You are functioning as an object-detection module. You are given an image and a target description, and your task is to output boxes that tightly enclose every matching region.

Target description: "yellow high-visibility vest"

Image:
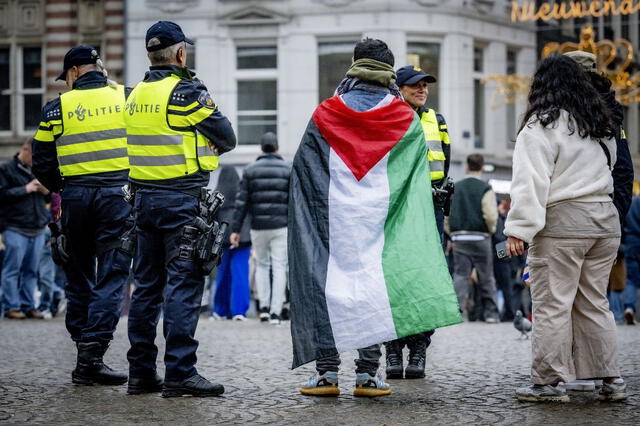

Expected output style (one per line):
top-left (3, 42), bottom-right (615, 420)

top-left (58, 85), bottom-right (129, 176)
top-left (419, 109), bottom-right (449, 182)
top-left (124, 74), bottom-right (218, 181)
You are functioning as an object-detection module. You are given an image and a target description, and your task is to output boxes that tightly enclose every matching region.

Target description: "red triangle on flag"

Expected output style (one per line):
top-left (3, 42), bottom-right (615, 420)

top-left (313, 96), bottom-right (416, 181)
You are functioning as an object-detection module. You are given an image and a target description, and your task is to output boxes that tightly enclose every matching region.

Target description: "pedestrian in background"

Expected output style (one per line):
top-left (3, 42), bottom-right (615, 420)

top-left (623, 196), bottom-right (640, 324)
top-left (446, 153), bottom-right (500, 323)
top-left (211, 165), bottom-right (251, 321)
top-left (230, 132), bottom-right (291, 325)
top-left (0, 140), bottom-right (49, 320)
top-left (32, 46), bottom-right (132, 386)
top-left (505, 54), bottom-right (627, 403)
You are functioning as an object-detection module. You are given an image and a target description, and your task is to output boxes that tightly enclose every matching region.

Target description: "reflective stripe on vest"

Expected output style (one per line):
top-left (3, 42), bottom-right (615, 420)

top-left (58, 85), bottom-right (129, 176)
top-left (420, 109), bottom-right (446, 181)
top-left (125, 75), bottom-right (218, 181)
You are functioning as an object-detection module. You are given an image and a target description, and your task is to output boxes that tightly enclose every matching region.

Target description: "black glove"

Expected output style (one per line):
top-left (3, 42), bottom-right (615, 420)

top-left (48, 221), bottom-right (69, 265)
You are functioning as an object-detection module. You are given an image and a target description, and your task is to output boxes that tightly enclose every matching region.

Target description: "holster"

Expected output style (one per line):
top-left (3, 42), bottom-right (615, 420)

top-left (49, 221), bottom-right (70, 266)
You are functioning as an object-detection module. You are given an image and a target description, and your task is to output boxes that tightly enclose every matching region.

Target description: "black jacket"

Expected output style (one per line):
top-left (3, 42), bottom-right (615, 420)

top-left (0, 155), bottom-right (50, 232)
top-left (603, 91), bottom-right (634, 224)
top-left (232, 153), bottom-right (291, 232)
top-left (216, 165), bottom-right (250, 246)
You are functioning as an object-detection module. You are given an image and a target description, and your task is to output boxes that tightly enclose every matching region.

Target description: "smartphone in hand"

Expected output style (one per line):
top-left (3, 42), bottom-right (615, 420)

top-left (495, 241), bottom-right (508, 259)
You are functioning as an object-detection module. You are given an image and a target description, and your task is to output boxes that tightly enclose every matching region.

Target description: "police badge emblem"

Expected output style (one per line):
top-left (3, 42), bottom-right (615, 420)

top-left (198, 91), bottom-right (215, 109)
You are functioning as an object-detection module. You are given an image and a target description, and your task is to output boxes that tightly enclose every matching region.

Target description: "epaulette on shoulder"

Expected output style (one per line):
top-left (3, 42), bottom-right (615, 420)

top-left (43, 98), bottom-right (62, 121)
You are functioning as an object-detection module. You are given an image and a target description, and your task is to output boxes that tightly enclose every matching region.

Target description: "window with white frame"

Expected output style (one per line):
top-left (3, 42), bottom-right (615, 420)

top-left (407, 42), bottom-right (441, 111)
top-left (473, 45), bottom-right (485, 149)
top-left (506, 48), bottom-right (517, 147)
top-left (0, 45), bottom-right (43, 134)
top-left (318, 42), bottom-right (355, 102)
top-left (236, 45), bottom-right (277, 145)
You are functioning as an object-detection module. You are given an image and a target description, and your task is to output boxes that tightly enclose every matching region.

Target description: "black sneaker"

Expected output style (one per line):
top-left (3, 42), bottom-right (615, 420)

top-left (269, 313), bottom-right (281, 325)
top-left (259, 307), bottom-right (270, 322)
top-left (162, 374), bottom-right (224, 398)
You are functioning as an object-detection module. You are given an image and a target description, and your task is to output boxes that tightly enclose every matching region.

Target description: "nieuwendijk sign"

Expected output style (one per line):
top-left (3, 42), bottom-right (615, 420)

top-left (511, 0), bottom-right (640, 22)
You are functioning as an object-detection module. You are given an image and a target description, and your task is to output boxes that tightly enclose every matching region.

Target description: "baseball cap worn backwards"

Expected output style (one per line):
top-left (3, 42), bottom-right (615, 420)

top-left (146, 21), bottom-right (194, 52)
top-left (563, 50), bottom-right (597, 73)
top-left (396, 65), bottom-right (437, 86)
top-left (56, 45), bottom-right (100, 81)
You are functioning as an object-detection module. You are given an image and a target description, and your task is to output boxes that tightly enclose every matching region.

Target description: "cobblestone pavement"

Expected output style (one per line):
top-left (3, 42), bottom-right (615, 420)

top-left (1, 316), bottom-right (639, 425)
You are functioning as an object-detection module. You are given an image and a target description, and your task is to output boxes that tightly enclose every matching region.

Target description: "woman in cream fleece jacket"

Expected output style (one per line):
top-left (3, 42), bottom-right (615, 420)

top-left (505, 55), bottom-right (627, 403)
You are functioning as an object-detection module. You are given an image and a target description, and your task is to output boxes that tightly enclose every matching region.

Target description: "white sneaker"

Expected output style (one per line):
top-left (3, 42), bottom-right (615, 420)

top-left (561, 380), bottom-right (596, 392)
top-left (209, 313), bottom-right (223, 321)
top-left (598, 378), bottom-right (628, 401)
top-left (41, 310), bottom-right (53, 320)
top-left (623, 308), bottom-right (636, 325)
top-left (269, 313), bottom-right (281, 325)
top-left (232, 315), bottom-right (247, 321)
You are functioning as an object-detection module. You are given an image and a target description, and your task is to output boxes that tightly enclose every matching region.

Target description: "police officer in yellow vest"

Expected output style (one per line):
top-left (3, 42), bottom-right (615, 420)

top-left (383, 65), bottom-right (452, 381)
top-left (32, 46), bottom-right (131, 385)
top-left (125, 21), bottom-right (236, 398)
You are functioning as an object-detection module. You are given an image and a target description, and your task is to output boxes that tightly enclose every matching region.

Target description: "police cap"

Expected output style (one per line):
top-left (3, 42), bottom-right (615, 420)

top-left (396, 65), bottom-right (437, 86)
top-left (146, 21), bottom-right (194, 52)
top-left (56, 45), bottom-right (100, 81)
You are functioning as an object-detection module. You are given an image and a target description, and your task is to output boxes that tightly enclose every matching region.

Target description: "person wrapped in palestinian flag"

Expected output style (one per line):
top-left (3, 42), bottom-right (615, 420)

top-left (289, 39), bottom-right (462, 398)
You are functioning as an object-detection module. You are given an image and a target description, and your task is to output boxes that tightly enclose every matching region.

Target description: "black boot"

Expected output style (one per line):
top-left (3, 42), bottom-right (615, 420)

top-left (128, 373), bottom-right (164, 395)
top-left (72, 342), bottom-right (128, 385)
top-left (405, 337), bottom-right (426, 379)
top-left (384, 340), bottom-right (403, 379)
top-left (162, 373), bottom-right (224, 398)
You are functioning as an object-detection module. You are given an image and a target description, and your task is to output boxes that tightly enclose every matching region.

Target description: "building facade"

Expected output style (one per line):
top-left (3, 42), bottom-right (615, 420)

top-left (0, 0), bottom-right (124, 159)
top-left (125, 0), bottom-right (538, 179)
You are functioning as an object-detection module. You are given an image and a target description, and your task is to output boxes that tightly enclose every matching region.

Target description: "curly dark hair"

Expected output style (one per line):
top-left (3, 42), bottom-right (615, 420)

top-left (518, 55), bottom-right (615, 139)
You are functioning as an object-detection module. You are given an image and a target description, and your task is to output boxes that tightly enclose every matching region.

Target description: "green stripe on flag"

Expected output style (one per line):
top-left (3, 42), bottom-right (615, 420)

top-left (382, 116), bottom-right (462, 337)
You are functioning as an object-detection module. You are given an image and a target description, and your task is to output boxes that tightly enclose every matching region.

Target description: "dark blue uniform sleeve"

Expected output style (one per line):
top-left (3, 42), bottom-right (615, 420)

top-left (32, 98), bottom-right (63, 193)
top-left (167, 79), bottom-right (237, 154)
top-left (613, 128), bottom-right (634, 224)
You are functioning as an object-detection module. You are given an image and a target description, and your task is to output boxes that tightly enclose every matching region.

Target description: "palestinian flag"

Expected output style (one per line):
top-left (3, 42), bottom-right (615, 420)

top-left (289, 95), bottom-right (462, 369)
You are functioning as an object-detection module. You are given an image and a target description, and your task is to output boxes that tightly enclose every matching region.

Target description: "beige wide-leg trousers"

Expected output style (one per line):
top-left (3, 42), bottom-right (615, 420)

top-left (527, 236), bottom-right (620, 385)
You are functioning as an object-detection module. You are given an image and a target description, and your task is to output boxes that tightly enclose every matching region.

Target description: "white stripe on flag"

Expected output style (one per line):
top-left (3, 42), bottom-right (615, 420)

top-left (326, 148), bottom-right (397, 353)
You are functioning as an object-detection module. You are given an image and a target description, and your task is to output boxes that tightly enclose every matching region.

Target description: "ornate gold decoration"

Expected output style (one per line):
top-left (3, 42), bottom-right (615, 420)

top-left (542, 26), bottom-right (640, 105)
top-left (481, 75), bottom-right (532, 109)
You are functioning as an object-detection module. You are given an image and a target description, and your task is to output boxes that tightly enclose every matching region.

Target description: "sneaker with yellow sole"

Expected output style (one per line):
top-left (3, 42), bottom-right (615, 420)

top-left (299, 372), bottom-right (340, 396)
top-left (353, 372), bottom-right (391, 397)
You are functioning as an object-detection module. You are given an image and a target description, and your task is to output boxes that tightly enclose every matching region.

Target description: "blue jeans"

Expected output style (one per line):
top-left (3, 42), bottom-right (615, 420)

top-left (623, 257), bottom-right (639, 313)
top-left (1, 229), bottom-right (45, 312)
top-left (61, 184), bottom-right (131, 342)
top-left (37, 228), bottom-right (61, 312)
top-left (127, 188), bottom-right (206, 381)
top-left (212, 245), bottom-right (251, 318)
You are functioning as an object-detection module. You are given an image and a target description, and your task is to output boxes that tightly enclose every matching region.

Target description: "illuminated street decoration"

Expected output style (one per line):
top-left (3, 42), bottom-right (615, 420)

top-left (542, 26), bottom-right (640, 105)
top-left (511, 0), bottom-right (640, 23)
top-left (481, 74), bottom-right (532, 109)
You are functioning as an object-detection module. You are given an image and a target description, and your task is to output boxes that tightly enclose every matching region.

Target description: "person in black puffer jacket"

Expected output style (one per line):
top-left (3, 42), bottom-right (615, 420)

top-left (230, 132), bottom-right (291, 324)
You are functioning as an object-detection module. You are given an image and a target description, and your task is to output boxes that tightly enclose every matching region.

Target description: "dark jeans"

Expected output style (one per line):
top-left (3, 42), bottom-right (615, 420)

top-left (316, 344), bottom-right (381, 375)
top-left (127, 188), bottom-right (205, 381)
top-left (494, 256), bottom-right (515, 321)
top-left (452, 238), bottom-right (499, 320)
top-left (623, 256), bottom-right (639, 313)
top-left (61, 184), bottom-right (131, 343)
